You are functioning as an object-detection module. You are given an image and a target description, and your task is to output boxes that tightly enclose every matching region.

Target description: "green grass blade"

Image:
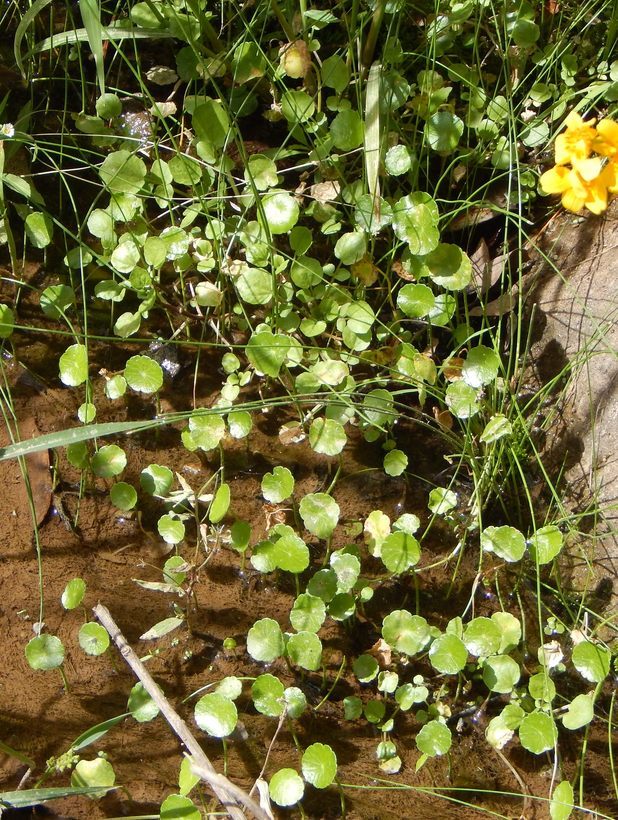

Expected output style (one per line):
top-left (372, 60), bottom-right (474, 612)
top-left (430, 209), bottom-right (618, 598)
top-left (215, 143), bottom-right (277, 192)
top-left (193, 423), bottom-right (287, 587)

top-left (13, 0), bottom-right (54, 81)
top-left (0, 786), bottom-right (117, 808)
top-left (78, 0), bottom-right (105, 95)
top-left (0, 740), bottom-right (35, 769)
top-left (364, 61), bottom-right (382, 225)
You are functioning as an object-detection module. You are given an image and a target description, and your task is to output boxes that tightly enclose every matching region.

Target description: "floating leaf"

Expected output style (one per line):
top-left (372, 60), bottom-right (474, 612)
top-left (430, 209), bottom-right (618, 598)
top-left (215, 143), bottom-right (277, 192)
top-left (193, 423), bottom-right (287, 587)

top-left (261, 466), bottom-right (294, 503)
top-left (59, 344), bottom-right (88, 386)
top-left (381, 531), bottom-right (420, 574)
top-left (40, 285), bottom-right (75, 320)
top-left (529, 525), bottom-right (563, 565)
top-left (518, 711), bottom-right (557, 754)
top-left (301, 743), bottom-right (337, 789)
top-left (299, 493), bottom-right (340, 539)
top-left (25, 634), bottom-right (64, 671)
top-left (397, 283), bottom-right (435, 318)
top-left (416, 720), bottom-right (452, 756)
top-left (78, 623), bottom-right (110, 656)
top-left (99, 149), bottom-right (146, 194)
top-left (194, 693), bottom-right (237, 738)
top-left (309, 417), bottom-right (346, 456)
top-left (91, 444), bottom-right (127, 478)
top-left (157, 514), bottom-right (185, 545)
top-left (290, 593), bottom-right (326, 633)
top-left (482, 654), bottom-right (520, 693)
top-left (124, 355), bottom-right (164, 394)
top-left (286, 631), bottom-right (322, 671)
top-left (140, 464), bottom-right (174, 496)
top-left (261, 191), bottom-right (299, 234)
top-left (110, 481), bottom-right (137, 511)
top-left (383, 449), bottom-right (408, 477)
top-left (429, 633), bottom-right (468, 674)
top-left (252, 673), bottom-right (285, 716)
top-left (382, 610), bottom-right (430, 656)
top-left (462, 345), bottom-right (500, 388)
top-left (247, 618), bottom-right (284, 663)
top-left (550, 781), bottom-right (575, 820)
top-left (128, 681), bottom-right (160, 722)
top-left (61, 577), bottom-right (86, 610)
top-left (269, 768), bottom-right (304, 807)
top-left (481, 525), bottom-right (526, 563)
top-left (572, 641), bottom-right (611, 683)
top-left (463, 617), bottom-right (502, 657)
top-left (246, 330), bottom-right (290, 377)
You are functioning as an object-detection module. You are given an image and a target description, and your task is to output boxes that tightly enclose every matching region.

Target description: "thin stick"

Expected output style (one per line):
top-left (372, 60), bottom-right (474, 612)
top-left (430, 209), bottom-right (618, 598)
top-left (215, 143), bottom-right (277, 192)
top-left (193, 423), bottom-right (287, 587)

top-left (93, 604), bottom-right (268, 820)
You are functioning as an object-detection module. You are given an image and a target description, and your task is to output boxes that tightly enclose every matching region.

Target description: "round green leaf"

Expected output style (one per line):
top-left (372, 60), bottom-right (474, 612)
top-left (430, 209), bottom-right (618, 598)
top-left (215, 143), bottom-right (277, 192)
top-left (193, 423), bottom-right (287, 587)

top-left (561, 693), bottom-right (594, 730)
top-left (382, 610), bottom-right (430, 656)
top-left (381, 531), bottom-right (421, 574)
top-left (252, 673), bottom-right (285, 716)
top-left (309, 418), bottom-right (346, 456)
top-left (287, 631), bottom-right (322, 671)
top-left (110, 481), bottom-right (138, 511)
top-left (281, 90), bottom-right (315, 123)
top-left (209, 483), bottom-right (230, 523)
top-left (299, 493), bottom-right (340, 539)
top-left (481, 525), bottom-right (526, 563)
top-left (463, 617), bottom-right (502, 657)
top-left (261, 191), bottom-right (299, 234)
top-left (247, 618), bottom-right (284, 663)
top-left (330, 109), bottom-right (364, 151)
top-left (429, 633), bottom-right (468, 674)
top-left (111, 240), bottom-right (140, 274)
top-left (40, 285), bottom-right (75, 320)
top-left (529, 525), bottom-right (564, 565)
top-left (128, 681), bottom-right (160, 723)
top-left (91, 444), bottom-right (127, 478)
top-left (25, 211), bottom-right (53, 248)
top-left (125, 355), bottom-right (164, 394)
top-left (462, 345), bottom-right (500, 388)
top-left (307, 569), bottom-right (337, 602)
top-left (0, 304), bottom-right (15, 338)
top-left (71, 758), bottom-right (115, 792)
top-left (445, 381), bottom-right (479, 419)
top-left (416, 720), bottom-right (452, 756)
top-left (383, 449), bottom-right (408, 477)
top-left (572, 641), bottom-right (611, 683)
top-left (99, 149), bottom-right (147, 194)
top-left (385, 144), bottom-right (413, 176)
top-left (59, 343), bottom-right (88, 386)
top-left (334, 231), bottom-right (367, 265)
top-left (480, 414), bottom-right (513, 444)
top-left (78, 622), bottom-right (110, 656)
top-left (236, 267), bottom-right (273, 305)
top-left (160, 794), bottom-right (200, 820)
top-left (261, 466), bottom-right (295, 503)
top-left (194, 693), bottom-right (237, 738)
top-left (25, 634), bottom-right (64, 670)
top-left (482, 654), bottom-right (521, 693)
top-left (269, 768), bottom-right (304, 807)
top-left (61, 577), bottom-right (86, 610)
top-left (302, 743), bottom-right (337, 789)
top-left (518, 711), bottom-right (557, 754)
top-left (157, 514), bottom-right (185, 545)
top-left (425, 111), bottom-right (464, 153)
top-left (246, 330), bottom-right (290, 377)
top-left (550, 781), bottom-right (575, 820)
top-left (397, 283), bottom-right (435, 318)
top-left (140, 464), bottom-right (174, 497)
top-left (290, 593), bottom-right (326, 633)
top-left (424, 244), bottom-right (472, 290)
top-left (353, 654), bottom-right (379, 683)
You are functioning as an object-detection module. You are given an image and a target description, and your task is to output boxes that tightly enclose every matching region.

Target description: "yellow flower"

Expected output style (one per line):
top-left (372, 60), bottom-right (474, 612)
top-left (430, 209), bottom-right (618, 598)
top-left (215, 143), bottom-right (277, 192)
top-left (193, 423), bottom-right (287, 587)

top-left (593, 118), bottom-right (618, 158)
top-left (554, 111), bottom-right (597, 165)
top-left (540, 159), bottom-right (608, 214)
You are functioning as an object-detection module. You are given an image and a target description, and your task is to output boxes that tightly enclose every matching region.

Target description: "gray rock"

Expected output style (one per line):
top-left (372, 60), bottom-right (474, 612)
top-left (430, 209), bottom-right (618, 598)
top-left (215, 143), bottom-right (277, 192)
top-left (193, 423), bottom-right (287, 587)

top-left (527, 202), bottom-right (618, 616)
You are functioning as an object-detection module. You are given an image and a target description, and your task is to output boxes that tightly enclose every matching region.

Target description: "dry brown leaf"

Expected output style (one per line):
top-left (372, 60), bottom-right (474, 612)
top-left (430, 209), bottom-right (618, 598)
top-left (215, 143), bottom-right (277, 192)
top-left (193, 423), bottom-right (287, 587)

top-left (366, 638), bottom-right (392, 666)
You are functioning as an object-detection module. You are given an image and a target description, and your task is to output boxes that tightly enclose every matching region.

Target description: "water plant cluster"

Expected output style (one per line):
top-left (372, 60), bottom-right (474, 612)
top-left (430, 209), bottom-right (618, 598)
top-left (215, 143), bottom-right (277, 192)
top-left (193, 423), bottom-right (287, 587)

top-left (0, 0), bottom-right (617, 817)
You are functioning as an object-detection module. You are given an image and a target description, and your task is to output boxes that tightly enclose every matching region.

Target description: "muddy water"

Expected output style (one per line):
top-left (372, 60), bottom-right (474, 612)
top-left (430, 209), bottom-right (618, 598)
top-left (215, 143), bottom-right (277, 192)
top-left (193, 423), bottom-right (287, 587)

top-left (0, 332), bottom-right (616, 820)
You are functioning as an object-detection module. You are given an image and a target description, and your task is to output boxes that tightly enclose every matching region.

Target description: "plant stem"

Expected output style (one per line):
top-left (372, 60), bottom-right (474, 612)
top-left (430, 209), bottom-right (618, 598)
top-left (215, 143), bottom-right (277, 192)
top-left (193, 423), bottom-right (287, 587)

top-left (93, 604), bottom-right (268, 820)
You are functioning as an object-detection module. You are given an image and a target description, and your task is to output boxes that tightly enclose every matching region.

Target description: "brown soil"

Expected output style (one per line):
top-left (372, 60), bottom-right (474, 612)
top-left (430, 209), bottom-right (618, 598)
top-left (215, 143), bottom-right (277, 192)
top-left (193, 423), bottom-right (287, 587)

top-left (0, 336), bottom-right (616, 820)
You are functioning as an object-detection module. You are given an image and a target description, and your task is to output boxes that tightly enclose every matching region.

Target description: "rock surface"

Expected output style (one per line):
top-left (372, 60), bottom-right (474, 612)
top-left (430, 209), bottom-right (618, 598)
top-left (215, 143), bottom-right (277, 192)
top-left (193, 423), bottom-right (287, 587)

top-left (527, 201), bottom-right (618, 615)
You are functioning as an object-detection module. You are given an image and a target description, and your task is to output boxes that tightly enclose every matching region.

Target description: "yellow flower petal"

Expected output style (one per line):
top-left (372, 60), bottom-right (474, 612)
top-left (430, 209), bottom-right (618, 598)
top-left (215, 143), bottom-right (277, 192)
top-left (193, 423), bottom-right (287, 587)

top-left (561, 189), bottom-right (586, 213)
top-left (573, 157), bottom-right (602, 181)
top-left (594, 119), bottom-right (618, 157)
top-left (554, 112), bottom-right (597, 165)
top-left (540, 165), bottom-right (571, 194)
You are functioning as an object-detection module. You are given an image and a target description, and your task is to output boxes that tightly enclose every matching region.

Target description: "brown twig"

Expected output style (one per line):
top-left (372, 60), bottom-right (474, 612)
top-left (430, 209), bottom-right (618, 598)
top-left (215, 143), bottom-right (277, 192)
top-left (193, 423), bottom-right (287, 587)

top-left (93, 604), bottom-right (268, 820)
